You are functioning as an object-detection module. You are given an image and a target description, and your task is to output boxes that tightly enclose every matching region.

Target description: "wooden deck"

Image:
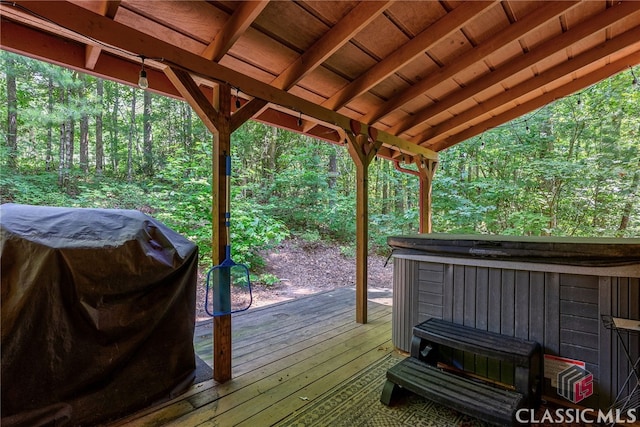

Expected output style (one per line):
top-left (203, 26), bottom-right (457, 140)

top-left (109, 287), bottom-right (395, 426)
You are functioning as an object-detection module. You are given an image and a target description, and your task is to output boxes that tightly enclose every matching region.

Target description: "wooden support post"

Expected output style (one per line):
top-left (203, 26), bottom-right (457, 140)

top-left (347, 124), bottom-right (382, 324)
top-left (166, 67), bottom-right (261, 383)
top-left (212, 83), bottom-right (232, 382)
top-left (416, 157), bottom-right (438, 234)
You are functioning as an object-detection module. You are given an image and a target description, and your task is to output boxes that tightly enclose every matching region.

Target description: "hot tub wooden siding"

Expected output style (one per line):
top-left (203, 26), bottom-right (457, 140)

top-left (392, 253), bottom-right (639, 410)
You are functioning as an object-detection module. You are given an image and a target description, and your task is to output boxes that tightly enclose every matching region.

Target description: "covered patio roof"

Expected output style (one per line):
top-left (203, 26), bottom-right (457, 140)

top-left (2, 0), bottom-right (640, 384)
top-left (2, 1), bottom-right (639, 159)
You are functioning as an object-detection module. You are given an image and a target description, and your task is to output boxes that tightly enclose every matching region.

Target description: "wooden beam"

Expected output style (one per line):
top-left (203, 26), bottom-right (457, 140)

top-left (4, 0), bottom-right (435, 160)
top-left (418, 25), bottom-right (640, 146)
top-left (211, 84), bottom-right (233, 383)
top-left (322, 1), bottom-right (496, 112)
top-left (388, 0), bottom-right (640, 136)
top-left (347, 131), bottom-right (382, 324)
top-left (273, 1), bottom-right (392, 90)
top-left (163, 67), bottom-right (222, 135)
top-left (429, 50), bottom-right (640, 151)
top-left (201, 1), bottom-right (269, 62)
top-left (231, 98), bottom-right (268, 132)
top-left (360, 1), bottom-right (580, 125)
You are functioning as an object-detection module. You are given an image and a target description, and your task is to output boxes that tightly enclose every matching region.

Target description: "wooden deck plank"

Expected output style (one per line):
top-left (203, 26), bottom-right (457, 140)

top-left (109, 288), bottom-right (393, 427)
top-left (171, 314), bottom-right (392, 425)
top-left (236, 343), bottom-right (396, 426)
top-left (195, 288), bottom-right (390, 369)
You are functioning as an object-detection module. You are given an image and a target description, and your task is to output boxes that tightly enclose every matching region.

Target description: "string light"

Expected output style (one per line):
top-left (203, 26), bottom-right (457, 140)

top-left (297, 112), bottom-right (303, 127)
top-left (138, 56), bottom-right (148, 90)
top-left (235, 87), bottom-right (241, 109)
top-left (631, 67), bottom-right (639, 87)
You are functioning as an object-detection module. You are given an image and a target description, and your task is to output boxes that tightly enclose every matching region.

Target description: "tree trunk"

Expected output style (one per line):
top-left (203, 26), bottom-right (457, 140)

top-left (111, 84), bottom-right (119, 173)
top-left (143, 90), bottom-right (153, 176)
top-left (6, 55), bottom-right (18, 169)
top-left (79, 77), bottom-right (89, 175)
top-left (619, 160), bottom-right (640, 232)
top-left (380, 160), bottom-right (389, 215)
top-left (58, 88), bottom-right (67, 188)
top-left (128, 88), bottom-right (136, 182)
top-left (95, 79), bottom-right (104, 175)
top-left (46, 75), bottom-right (54, 171)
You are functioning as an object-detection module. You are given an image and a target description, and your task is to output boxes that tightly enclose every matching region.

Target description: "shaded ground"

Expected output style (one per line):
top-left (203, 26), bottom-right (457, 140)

top-left (195, 237), bottom-right (393, 321)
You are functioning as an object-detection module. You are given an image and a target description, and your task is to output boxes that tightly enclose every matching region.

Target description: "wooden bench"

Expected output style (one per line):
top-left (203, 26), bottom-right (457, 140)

top-left (381, 318), bottom-right (542, 426)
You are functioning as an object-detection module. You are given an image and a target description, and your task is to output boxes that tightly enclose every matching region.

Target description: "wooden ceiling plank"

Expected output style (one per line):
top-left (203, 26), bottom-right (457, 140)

top-left (321, 1), bottom-right (497, 111)
top-left (201, 1), bottom-right (270, 62)
top-left (273, 1), bottom-right (392, 90)
top-left (419, 25), bottom-right (640, 145)
top-left (361, 1), bottom-right (580, 125)
top-left (164, 66), bottom-right (222, 135)
top-left (430, 50), bottom-right (640, 151)
top-left (237, 1), bottom-right (392, 127)
top-left (389, 0), bottom-right (640, 136)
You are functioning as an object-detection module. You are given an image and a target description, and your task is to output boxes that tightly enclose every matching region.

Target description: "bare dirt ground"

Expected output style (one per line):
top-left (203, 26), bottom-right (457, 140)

top-left (195, 237), bottom-right (393, 321)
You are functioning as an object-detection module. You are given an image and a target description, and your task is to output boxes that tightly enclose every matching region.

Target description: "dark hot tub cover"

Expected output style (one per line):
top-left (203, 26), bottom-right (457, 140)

top-left (388, 233), bottom-right (640, 266)
top-left (1, 204), bottom-right (199, 426)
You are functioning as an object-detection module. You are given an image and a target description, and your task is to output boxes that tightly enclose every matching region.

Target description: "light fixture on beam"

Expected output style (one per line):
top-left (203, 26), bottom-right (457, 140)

top-left (138, 56), bottom-right (148, 90)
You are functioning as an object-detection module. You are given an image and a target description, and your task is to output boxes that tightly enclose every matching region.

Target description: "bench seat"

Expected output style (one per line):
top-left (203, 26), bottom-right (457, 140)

top-left (382, 357), bottom-right (524, 426)
top-left (411, 318), bottom-right (540, 366)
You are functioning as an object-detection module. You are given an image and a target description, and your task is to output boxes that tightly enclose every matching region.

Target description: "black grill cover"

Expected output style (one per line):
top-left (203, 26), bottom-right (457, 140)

top-left (1, 204), bottom-right (199, 426)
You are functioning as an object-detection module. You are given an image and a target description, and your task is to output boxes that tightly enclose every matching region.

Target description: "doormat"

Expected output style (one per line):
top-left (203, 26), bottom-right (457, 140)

top-left (275, 355), bottom-right (489, 427)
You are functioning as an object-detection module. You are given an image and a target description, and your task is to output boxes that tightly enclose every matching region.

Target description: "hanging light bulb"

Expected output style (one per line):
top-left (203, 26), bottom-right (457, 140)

top-left (235, 88), bottom-right (241, 109)
top-left (138, 56), bottom-right (148, 90)
top-left (297, 112), bottom-right (303, 127)
top-left (631, 67), bottom-right (639, 86)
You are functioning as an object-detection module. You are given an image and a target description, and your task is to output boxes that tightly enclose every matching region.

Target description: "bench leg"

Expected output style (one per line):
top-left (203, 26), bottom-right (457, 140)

top-left (380, 380), bottom-right (401, 406)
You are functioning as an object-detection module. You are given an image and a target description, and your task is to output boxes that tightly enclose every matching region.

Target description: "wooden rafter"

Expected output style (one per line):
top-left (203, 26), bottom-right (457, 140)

top-left (164, 67), bottom-right (223, 135)
top-left (419, 26), bottom-right (640, 146)
top-left (360, 1), bottom-right (580, 125)
top-left (389, 0), bottom-right (640, 137)
top-left (273, 1), bottom-right (392, 90)
top-left (239, 1), bottom-right (391, 132)
top-left (321, 1), bottom-right (497, 112)
top-left (201, 1), bottom-right (269, 62)
top-left (84, 0), bottom-right (121, 69)
top-left (430, 49), bottom-right (640, 151)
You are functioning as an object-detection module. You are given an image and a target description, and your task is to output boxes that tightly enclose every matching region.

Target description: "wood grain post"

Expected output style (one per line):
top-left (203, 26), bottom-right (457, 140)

top-left (347, 126), bottom-right (381, 324)
top-left (212, 83), bottom-right (233, 382)
top-left (416, 157), bottom-right (438, 234)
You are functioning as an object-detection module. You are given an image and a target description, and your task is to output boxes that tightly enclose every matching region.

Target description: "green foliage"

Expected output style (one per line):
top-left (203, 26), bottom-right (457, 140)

top-left (1, 51), bottom-right (638, 280)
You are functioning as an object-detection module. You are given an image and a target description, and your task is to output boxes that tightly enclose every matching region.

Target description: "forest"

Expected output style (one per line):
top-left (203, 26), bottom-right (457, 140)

top-left (1, 51), bottom-right (639, 280)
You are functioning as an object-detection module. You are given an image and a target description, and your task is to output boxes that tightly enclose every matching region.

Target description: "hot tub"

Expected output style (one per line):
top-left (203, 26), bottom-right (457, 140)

top-left (389, 234), bottom-right (640, 410)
